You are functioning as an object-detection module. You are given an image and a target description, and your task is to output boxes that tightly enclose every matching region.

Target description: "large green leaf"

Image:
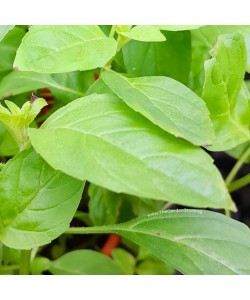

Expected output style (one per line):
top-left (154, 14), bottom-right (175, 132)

top-left (202, 33), bottom-right (250, 151)
top-left (122, 30), bottom-right (191, 84)
top-left (0, 71), bottom-right (85, 102)
top-left (49, 250), bottom-right (123, 275)
top-left (14, 26), bottom-right (117, 73)
top-left (0, 26), bottom-right (25, 72)
top-left (0, 148), bottom-right (84, 249)
top-left (88, 183), bottom-right (122, 226)
top-left (69, 210), bottom-right (250, 274)
top-left (29, 93), bottom-right (231, 209)
top-left (102, 70), bottom-right (214, 146)
top-left (0, 26), bottom-right (14, 42)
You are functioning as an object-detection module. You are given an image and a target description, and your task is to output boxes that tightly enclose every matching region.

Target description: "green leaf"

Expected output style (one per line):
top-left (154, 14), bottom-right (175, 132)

top-left (122, 30), bottom-right (191, 84)
top-left (83, 210), bottom-right (250, 275)
top-left (202, 33), bottom-right (250, 151)
top-left (49, 250), bottom-right (123, 275)
top-left (0, 148), bottom-right (84, 249)
top-left (88, 183), bottom-right (122, 226)
top-left (14, 26), bottom-right (117, 73)
top-left (111, 248), bottom-right (135, 275)
top-left (0, 98), bottom-right (47, 150)
top-left (86, 76), bottom-right (114, 95)
top-left (136, 254), bottom-right (174, 275)
top-left (102, 70), bottom-right (214, 146)
top-left (118, 26), bottom-right (166, 42)
top-left (0, 71), bottom-right (85, 102)
top-left (0, 26), bottom-right (14, 42)
top-left (28, 93), bottom-right (231, 209)
top-left (0, 26), bottom-right (25, 72)
top-left (156, 25), bottom-right (203, 31)
top-left (190, 25), bottom-right (250, 93)
top-left (126, 195), bottom-right (164, 217)
top-left (50, 70), bottom-right (96, 102)
top-left (30, 257), bottom-right (51, 275)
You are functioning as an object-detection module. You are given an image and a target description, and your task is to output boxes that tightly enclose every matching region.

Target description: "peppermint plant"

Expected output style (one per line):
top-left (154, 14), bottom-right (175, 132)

top-left (0, 25), bottom-right (250, 275)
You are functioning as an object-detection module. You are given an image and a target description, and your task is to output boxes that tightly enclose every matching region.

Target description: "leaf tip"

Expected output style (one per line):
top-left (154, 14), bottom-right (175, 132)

top-left (30, 92), bottom-right (39, 103)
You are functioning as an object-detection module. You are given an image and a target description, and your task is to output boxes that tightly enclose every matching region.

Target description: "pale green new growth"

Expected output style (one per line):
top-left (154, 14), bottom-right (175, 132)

top-left (0, 98), bottom-right (47, 151)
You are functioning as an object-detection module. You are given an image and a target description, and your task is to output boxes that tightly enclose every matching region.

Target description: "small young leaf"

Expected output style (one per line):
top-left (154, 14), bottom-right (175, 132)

top-left (0, 25), bottom-right (14, 42)
top-left (29, 94), bottom-right (231, 209)
top-left (30, 257), bottom-right (51, 275)
top-left (14, 26), bottom-right (117, 73)
top-left (118, 26), bottom-right (166, 42)
top-left (49, 250), bottom-right (123, 275)
top-left (96, 210), bottom-right (250, 275)
top-left (0, 98), bottom-right (47, 150)
top-left (102, 70), bottom-right (214, 146)
top-left (111, 248), bottom-right (136, 275)
top-left (136, 256), bottom-right (174, 275)
top-left (0, 148), bottom-right (84, 249)
top-left (156, 25), bottom-right (203, 31)
top-left (202, 33), bottom-right (250, 151)
top-left (88, 183), bottom-right (122, 226)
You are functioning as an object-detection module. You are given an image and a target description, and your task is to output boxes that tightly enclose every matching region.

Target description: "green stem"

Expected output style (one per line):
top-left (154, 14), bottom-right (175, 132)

top-left (109, 25), bottom-right (116, 38)
top-left (162, 202), bottom-right (173, 210)
top-left (225, 146), bottom-right (250, 186)
top-left (19, 249), bottom-right (31, 275)
top-left (228, 173), bottom-right (250, 192)
top-left (101, 26), bottom-right (131, 71)
top-left (224, 145), bottom-right (250, 217)
top-left (66, 225), bottom-right (112, 235)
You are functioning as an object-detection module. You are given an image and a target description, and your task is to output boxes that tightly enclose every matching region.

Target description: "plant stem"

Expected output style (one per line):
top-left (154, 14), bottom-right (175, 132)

top-left (225, 146), bottom-right (250, 186)
top-left (66, 225), bottom-right (111, 235)
top-left (109, 25), bottom-right (116, 38)
top-left (224, 145), bottom-right (250, 217)
top-left (19, 249), bottom-right (31, 275)
top-left (162, 202), bottom-right (173, 210)
top-left (228, 173), bottom-right (250, 192)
